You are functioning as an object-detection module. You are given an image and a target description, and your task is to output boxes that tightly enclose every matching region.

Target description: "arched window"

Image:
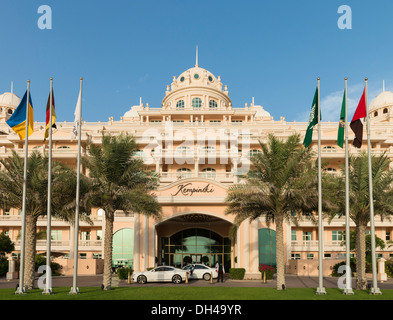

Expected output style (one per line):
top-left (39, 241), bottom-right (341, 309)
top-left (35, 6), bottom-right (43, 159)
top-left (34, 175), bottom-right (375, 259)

top-left (322, 146), bottom-right (337, 153)
top-left (209, 100), bottom-right (217, 109)
top-left (201, 146), bottom-right (216, 154)
top-left (112, 228), bottom-right (133, 267)
top-left (383, 108), bottom-right (388, 114)
top-left (247, 149), bottom-right (262, 158)
top-left (192, 97), bottom-right (202, 109)
top-left (7, 109), bottom-right (13, 115)
top-left (176, 146), bottom-right (192, 156)
top-left (176, 168), bottom-right (192, 179)
top-left (324, 167), bottom-right (338, 174)
top-left (201, 168), bottom-right (216, 179)
top-left (176, 100), bottom-right (185, 110)
top-left (258, 228), bottom-right (276, 269)
top-left (132, 150), bottom-right (145, 158)
top-left (374, 111), bottom-right (378, 117)
top-left (161, 228), bottom-right (231, 269)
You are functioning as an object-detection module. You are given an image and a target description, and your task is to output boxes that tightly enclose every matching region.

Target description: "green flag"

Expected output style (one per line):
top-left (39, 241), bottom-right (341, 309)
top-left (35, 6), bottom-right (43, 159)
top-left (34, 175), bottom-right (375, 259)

top-left (303, 87), bottom-right (319, 148)
top-left (337, 90), bottom-right (346, 148)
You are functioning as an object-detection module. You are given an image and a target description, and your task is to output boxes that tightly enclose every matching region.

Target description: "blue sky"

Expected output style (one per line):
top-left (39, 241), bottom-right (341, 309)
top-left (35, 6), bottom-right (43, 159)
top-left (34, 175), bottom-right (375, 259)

top-left (1, 0), bottom-right (393, 123)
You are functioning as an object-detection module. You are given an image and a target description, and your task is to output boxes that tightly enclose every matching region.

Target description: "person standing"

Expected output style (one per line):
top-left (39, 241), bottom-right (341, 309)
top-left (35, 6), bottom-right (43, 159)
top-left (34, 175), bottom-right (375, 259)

top-left (217, 262), bottom-right (224, 283)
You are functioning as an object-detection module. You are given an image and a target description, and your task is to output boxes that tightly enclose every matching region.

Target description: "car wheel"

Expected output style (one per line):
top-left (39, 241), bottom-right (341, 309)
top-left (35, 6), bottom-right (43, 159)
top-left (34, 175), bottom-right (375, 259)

top-left (203, 273), bottom-right (211, 281)
top-left (137, 275), bottom-right (147, 284)
top-left (172, 274), bottom-right (182, 284)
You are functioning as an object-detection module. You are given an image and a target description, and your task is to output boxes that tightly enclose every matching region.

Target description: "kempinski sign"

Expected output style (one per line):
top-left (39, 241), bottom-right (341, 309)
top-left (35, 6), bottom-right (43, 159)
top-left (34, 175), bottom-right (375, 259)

top-left (171, 183), bottom-right (215, 196)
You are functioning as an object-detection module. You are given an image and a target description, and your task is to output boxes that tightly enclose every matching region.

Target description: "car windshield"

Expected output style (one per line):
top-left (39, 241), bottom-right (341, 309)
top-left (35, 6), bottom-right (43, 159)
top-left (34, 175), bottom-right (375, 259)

top-left (182, 265), bottom-right (193, 270)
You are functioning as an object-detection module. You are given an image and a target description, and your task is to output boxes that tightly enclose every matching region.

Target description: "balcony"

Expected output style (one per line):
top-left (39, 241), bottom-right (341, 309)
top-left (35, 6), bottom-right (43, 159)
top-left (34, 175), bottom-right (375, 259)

top-left (0, 146), bottom-right (86, 159)
top-left (14, 239), bottom-right (103, 251)
top-left (160, 172), bottom-right (237, 183)
top-left (140, 149), bottom-right (243, 161)
top-left (291, 240), bottom-right (343, 252)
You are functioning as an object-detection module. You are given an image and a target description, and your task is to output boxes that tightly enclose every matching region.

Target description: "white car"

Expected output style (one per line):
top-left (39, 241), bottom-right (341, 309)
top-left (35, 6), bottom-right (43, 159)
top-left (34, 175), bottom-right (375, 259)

top-left (182, 264), bottom-right (218, 281)
top-left (132, 266), bottom-right (189, 284)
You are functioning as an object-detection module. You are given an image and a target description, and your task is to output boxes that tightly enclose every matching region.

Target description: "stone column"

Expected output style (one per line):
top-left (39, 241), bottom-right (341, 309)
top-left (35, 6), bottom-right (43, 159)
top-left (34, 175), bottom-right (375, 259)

top-left (244, 219), bottom-right (250, 273)
top-left (6, 257), bottom-right (17, 280)
top-left (151, 226), bottom-right (156, 268)
top-left (143, 215), bottom-right (149, 271)
top-left (133, 214), bottom-right (140, 272)
top-left (236, 225), bottom-right (241, 268)
top-left (251, 219), bottom-right (259, 273)
top-left (194, 157), bottom-right (199, 178)
top-left (378, 258), bottom-right (387, 282)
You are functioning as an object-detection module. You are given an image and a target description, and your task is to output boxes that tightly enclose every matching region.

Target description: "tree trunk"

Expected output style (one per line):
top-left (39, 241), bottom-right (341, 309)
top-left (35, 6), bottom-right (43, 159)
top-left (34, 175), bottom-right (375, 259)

top-left (275, 215), bottom-right (286, 290)
top-left (24, 214), bottom-right (37, 290)
top-left (103, 213), bottom-right (114, 290)
top-left (356, 224), bottom-right (367, 290)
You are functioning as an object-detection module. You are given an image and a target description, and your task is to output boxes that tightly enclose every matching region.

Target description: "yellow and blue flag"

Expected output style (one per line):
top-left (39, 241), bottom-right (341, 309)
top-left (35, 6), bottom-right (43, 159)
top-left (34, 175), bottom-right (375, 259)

top-left (6, 90), bottom-right (34, 140)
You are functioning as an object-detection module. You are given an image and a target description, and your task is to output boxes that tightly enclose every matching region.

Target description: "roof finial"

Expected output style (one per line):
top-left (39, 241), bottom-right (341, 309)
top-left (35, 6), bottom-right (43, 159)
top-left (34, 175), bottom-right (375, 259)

top-left (195, 45), bottom-right (199, 67)
top-left (383, 80), bottom-right (385, 92)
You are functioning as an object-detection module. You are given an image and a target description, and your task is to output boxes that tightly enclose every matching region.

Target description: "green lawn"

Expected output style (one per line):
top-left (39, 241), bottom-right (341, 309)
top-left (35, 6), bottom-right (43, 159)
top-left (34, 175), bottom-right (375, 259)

top-left (0, 287), bottom-right (392, 300)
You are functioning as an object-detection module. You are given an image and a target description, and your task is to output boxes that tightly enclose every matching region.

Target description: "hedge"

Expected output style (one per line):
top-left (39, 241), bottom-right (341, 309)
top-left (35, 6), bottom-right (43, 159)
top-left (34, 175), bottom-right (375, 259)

top-left (117, 267), bottom-right (133, 280)
top-left (229, 268), bottom-right (245, 280)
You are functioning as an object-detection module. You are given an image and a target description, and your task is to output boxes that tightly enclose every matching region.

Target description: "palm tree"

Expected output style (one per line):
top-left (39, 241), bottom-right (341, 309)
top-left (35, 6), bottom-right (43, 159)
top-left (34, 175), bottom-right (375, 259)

top-left (0, 151), bottom-right (88, 290)
top-left (82, 133), bottom-right (161, 290)
top-left (226, 134), bottom-right (324, 290)
top-left (328, 152), bottom-right (393, 290)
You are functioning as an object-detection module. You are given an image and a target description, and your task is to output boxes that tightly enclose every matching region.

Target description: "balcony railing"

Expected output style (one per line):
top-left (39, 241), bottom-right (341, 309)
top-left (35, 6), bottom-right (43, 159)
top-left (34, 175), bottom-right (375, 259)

top-left (291, 240), bottom-right (343, 251)
top-left (14, 239), bottom-right (102, 249)
top-left (160, 172), bottom-right (237, 183)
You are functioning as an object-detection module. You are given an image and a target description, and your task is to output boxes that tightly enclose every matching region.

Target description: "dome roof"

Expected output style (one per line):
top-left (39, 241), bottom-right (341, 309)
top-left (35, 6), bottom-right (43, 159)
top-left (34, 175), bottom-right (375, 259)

top-left (369, 91), bottom-right (393, 112)
top-left (175, 65), bottom-right (219, 87)
top-left (251, 105), bottom-right (271, 118)
top-left (179, 66), bottom-right (215, 78)
top-left (123, 105), bottom-right (142, 118)
top-left (0, 92), bottom-right (21, 108)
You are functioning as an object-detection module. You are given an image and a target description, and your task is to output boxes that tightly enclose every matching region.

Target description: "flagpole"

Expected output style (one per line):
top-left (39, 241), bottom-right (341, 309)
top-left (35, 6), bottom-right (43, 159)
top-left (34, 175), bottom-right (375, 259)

top-left (316, 78), bottom-right (326, 295)
top-left (43, 78), bottom-right (54, 295)
top-left (69, 77), bottom-right (83, 295)
top-left (15, 80), bottom-right (30, 295)
top-left (343, 78), bottom-right (354, 295)
top-left (365, 78), bottom-right (381, 295)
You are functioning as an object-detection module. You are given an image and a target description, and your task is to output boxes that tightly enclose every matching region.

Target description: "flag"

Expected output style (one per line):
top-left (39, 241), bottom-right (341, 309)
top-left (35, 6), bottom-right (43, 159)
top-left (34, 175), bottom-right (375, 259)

top-left (303, 87), bottom-right (319, 148)
top-left (71, 88), bottom-right (82, 140)
top-left (44, 88), bottom-right (56, 141)
top-left (350, 87), bottom-right (367, 148)
top-left (337, 89), bottom-right (346, 148)
top-left (6, 90), bottom-right (34, 140)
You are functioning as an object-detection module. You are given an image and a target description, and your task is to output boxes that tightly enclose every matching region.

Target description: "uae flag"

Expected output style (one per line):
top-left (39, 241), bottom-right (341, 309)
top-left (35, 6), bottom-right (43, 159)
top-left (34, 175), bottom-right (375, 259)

top-left (350, 87), bottom-right (367, 148)
top-left (44, 88), bottom-right (56, 141)
top-left (337, 89), bottom-right (346, 148)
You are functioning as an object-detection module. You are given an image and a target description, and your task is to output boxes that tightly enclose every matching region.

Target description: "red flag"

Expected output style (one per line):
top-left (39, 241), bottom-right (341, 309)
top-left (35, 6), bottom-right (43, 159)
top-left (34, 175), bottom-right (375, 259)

top-left (350, 87), bottom-right (366, 148)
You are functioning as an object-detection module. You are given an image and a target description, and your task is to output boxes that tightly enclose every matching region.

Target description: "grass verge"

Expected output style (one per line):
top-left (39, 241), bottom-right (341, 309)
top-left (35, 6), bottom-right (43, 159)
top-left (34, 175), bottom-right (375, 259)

top-left (0, 287), bottom-right (392, 300)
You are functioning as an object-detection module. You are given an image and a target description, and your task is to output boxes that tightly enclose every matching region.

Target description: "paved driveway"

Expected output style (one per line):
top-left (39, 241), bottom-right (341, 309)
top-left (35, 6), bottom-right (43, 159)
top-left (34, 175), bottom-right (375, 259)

top-left (1, 274), bottom-right (393, 290)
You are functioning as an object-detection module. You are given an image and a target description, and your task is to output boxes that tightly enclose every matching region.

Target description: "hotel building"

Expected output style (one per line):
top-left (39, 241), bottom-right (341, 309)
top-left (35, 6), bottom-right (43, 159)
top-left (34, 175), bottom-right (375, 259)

top-left (1, 61), bottom-right (393, 278)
